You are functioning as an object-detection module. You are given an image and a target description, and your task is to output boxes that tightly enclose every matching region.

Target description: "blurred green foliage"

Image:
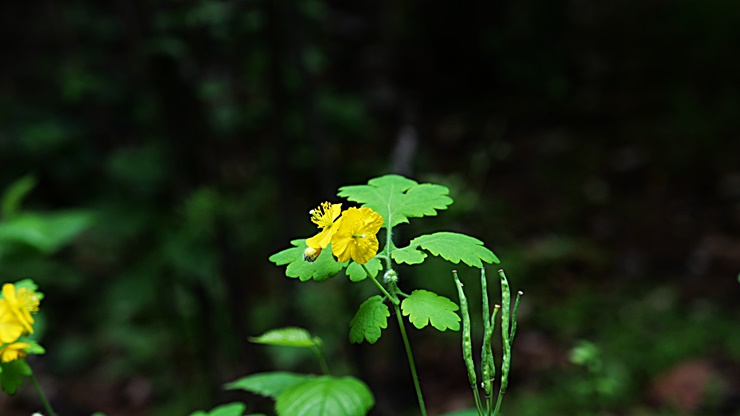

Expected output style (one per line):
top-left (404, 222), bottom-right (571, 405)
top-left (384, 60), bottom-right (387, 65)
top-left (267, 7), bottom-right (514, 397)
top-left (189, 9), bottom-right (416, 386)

top-left (0, 0), bottom-right (739, 414)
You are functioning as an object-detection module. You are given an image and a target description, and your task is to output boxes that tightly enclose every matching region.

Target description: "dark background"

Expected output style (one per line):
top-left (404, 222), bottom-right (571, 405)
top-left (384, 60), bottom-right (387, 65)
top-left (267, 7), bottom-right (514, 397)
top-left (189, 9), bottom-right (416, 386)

top-left (1, 0), bottom-right (739, 415)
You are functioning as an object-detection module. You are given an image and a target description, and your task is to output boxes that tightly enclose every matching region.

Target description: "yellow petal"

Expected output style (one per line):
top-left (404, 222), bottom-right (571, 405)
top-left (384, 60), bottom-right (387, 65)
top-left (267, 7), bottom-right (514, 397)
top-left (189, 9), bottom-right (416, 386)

top-left (350, 234), bottom-right (379, 264)
top-left (330, 207), bottom-right (383, 264)
top-left (306, 217), bottom-right (343, 249)
top-left (0, 342), bottom-right (30, 363)
top-left (310, 202), bottom-right (343, 228)
top-left (0, 301), bottom-right (24, 344)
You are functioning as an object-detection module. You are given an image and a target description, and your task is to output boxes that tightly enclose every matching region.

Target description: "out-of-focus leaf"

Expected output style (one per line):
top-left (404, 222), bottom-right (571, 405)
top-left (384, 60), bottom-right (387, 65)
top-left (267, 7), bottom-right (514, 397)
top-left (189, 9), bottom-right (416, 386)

top-left (1, 175), bottom-right (37, 218)
top-left (0, 358), bottom-right (31, 395)
top-left (0, 211), bottom-right (94, 254)
top-left (249, 327), bottom-right (318, 348)
top-left (188, 402), bottom-right (246, 416)
top-left (275, 376), bottom-right (374, 416)
top-left (225, 372), bottom-right (313, 398)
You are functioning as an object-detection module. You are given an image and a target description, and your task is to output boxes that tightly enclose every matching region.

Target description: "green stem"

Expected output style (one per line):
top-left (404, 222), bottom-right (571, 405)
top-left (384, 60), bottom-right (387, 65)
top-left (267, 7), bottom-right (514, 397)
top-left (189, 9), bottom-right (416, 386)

top-left (492, 390), bottom-right (505, 416)
top-left (472, 384), bottom-right (485, 416)
top-left (362, 264), bottom-right (399, 305)
top-left (30, 371), bottom-right (56, 416)
top-left (394, 303), bottom-right (427, 416)
top-left (311, 345), bottom-right (331, 375)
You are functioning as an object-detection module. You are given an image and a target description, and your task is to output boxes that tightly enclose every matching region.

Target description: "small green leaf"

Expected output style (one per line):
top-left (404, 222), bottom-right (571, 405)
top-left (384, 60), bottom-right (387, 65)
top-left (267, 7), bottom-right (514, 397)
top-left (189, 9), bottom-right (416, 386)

top-left (275, 376), bottom-right (374, 416)
top-left (16, 339), bottom-right (45, 355)
top-left (394, 232), bottom-right (499, 268)
top-left (0, 358), bottom-right (31, 395)
top-left (1, 175), bottom-right (37, 218)
top-left (225, 372), bottom-right (313, 398)
top-left (390, 245), bottom-right (427, 265)
top-left (189, 402), bottom-right (246, 416)
top-left (338, 175), bottom-right (453, 229)
top-left (349, 296), bottom-right (389, 344)
top-left (269, 240), bottom-right (348, 282)
top-left (345, 257), bottom-right (382, 282)
top-left (401, 290), bottom-right (460, 331)
top-left (249, 327), bottom-right (318, 348)
top-left (3, 279), bottom-right (44, 302)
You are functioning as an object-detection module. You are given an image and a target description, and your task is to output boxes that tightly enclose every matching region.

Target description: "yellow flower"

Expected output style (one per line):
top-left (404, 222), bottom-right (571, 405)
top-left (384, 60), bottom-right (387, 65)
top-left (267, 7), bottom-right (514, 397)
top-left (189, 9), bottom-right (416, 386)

top-left (0, 301), bottom-right (25, 344)
top-left (331, 207), bottom-right (384, 264)
top-left (0, 341), bottom-right (31, 363)
top-left (1, 283), bottom-right (40, 334)
top-left (305, 202), bottom-right (343, 250)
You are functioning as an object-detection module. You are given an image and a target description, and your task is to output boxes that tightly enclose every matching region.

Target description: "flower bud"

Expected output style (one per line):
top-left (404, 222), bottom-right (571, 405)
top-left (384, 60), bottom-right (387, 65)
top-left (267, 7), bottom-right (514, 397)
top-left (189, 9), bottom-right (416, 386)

top-left (303, 247), bottom-right (321, 262)
top-left (383, 269), bottom-right (398, 284)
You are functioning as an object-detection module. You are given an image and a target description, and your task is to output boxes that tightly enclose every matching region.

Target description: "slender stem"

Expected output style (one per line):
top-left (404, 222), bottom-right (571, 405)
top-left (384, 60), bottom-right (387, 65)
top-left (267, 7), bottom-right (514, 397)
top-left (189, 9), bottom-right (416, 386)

top-left (384, 226), bottom-right (394, 269)
top-left (394, 303), bottom-right (427, 416)
top-left (362, 264), bottom-right (399, 305)
top-left (311, 345), bottom-right (331, 375)
top-left (30, 371), bottom-right (56, 416)
top-left (492, 390), bottom-right (505, 416)
top-left (472, 384), bottom-right (485, 416)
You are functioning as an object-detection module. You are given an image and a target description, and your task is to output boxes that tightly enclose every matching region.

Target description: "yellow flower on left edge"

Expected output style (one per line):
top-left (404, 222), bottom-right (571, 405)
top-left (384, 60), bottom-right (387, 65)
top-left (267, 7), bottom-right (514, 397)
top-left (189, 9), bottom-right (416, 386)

top-left (2, 283), bottom-right (39, 333)
top-left (0, 342), bottom-right (31, 363)
top-left (304, 202), bottom-right (343, 261)
top-left (0, 283), bottom-right (40, 344)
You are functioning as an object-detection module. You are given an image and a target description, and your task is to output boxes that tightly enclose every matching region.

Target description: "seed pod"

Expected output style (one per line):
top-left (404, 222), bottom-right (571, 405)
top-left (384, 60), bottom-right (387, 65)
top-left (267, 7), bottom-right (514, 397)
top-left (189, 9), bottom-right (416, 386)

top-left (498, 269), bottom-right (511, 393)
top-left (480, 268), bottom-right (493, 396)
top-left (453, 270), bottom-right (477, 389)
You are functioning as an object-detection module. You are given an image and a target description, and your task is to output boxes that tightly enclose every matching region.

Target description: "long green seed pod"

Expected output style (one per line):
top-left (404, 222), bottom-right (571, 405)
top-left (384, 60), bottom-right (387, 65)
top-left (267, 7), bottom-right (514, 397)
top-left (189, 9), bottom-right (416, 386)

top-left (480, 268), bottom-right (493, 397)
top-left (486, 305), bottom-right (500, 396)
top-left (498, 269), bottom-right (511, 394)
top-left (510, 290), bottom-right (524, 343)
top-left (453, 270), bottom-right (477, 388)
top-left (454, 270), bottom-right (484, 414)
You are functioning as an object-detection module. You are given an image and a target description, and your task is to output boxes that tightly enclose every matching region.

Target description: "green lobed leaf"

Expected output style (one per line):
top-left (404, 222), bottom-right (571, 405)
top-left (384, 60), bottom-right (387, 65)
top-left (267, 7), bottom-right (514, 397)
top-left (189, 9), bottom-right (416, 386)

top-left (189, 402), bottom-right (246, 416)
top-left (0, 358), bottom-right (31, 395)
top-left (401, 290), bottom-right (460, 331)
top-left (249, 327), bottom-right (318, 348)
top-left (338, 175), bottom-right (453, 229)
top-left (390, 245), bottom-right (427, 265)
top-left (349, 296), bottom-right (389, 344)
top-left (275, 375), bottom-right (374, 416)
top-left (269, 239), bottom-right (348, 282)
top-left (393, 232), bottom-right (499, 268)
top-left (225, 372), bottom-right (313, 398)
top-left (345, 257), bottom-right (382, 282)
